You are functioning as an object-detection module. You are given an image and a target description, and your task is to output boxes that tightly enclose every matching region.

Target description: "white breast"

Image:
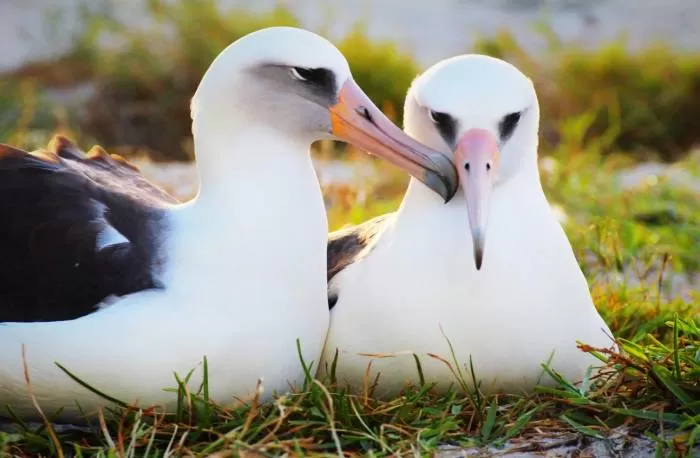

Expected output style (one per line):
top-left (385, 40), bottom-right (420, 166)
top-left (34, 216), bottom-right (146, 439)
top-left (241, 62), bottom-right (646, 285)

top-left (321, 178), bottom-right (614, 397)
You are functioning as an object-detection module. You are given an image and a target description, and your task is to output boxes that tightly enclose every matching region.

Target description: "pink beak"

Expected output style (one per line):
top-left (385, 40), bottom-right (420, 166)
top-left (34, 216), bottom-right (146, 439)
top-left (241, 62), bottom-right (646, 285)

top-left (454, 129), bottom-right (501, 270)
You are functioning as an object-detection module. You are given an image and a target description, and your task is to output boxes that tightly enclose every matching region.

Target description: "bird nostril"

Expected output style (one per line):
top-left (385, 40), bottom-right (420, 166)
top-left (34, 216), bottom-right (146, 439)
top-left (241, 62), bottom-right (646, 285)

top-left (357, 106), bottom-right (372, 121)
top-left (486, 162), bottom-right (492, 171)
top-left (464, 163), bottom-right (470, 172)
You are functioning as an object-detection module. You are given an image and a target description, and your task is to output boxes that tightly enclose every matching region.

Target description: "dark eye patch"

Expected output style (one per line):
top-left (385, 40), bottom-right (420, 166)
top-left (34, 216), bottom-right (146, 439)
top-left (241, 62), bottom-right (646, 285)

top-left (292, 67), bottom-right (335, 90)
top-left (498, 112), bottom-right (521, 142)
top-left (428, 109), bottom-right (457, 146)
top-left (250, 63), bottom-right (339, 109)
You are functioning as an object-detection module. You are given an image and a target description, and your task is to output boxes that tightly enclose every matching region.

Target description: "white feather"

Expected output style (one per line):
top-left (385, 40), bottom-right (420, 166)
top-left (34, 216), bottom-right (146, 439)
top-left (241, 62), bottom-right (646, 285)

top-left (91, 201), bottom-right (130, 251)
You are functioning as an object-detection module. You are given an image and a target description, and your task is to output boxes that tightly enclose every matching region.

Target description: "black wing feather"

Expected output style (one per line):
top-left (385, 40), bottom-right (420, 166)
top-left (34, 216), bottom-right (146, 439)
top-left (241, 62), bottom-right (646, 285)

top-left (326, 213), bottom-right (394, 309)
top-left (0, 136), bottom-right (178, 323)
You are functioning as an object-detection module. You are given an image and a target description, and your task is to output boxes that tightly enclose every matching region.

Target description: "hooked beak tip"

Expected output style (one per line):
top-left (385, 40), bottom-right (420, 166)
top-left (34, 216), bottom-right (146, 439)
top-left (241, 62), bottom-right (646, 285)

top-left (329, 79), bottom-right (458, 203)
top-left (472, 232), bottom-right (484, 270)
top-left (424, 156), bottom-right (459, 203)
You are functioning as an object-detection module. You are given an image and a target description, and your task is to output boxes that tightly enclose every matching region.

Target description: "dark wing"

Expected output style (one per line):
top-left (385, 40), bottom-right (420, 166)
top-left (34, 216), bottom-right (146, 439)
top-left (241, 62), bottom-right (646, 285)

top-left (0, 136), bottom-right (178, 323)
top-left (326, 212), bottom-right (394, 309)
top-left (49, 136), bottom-right (178, 207)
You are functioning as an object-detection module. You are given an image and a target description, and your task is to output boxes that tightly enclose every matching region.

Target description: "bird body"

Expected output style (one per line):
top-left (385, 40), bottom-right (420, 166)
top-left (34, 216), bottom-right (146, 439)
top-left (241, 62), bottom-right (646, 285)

top-left (321, 55), bottom-right (614, 397)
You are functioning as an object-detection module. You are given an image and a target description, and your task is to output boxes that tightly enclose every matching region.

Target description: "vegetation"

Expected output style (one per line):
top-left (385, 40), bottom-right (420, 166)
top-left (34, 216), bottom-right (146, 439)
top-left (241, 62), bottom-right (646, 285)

top-left (3, 0), bottom-right (700, 162)
top-left (0, 1), bottom-right (698, 457)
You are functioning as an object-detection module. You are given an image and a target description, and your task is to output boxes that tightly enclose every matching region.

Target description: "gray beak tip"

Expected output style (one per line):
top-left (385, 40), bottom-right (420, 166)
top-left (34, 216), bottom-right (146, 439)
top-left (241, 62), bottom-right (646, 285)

top-left (423, 165), bottom-right (458, 204)
top-left (472, 231), bottom-right (484, 271)
top-left (474, 248), bottom-right (483, 270)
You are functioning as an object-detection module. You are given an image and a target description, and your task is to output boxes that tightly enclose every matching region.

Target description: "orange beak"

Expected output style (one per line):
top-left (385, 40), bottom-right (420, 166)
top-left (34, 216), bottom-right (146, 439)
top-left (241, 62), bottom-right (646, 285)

top-left (455, 129), bottom-right (501, 270)
top-left (329, 79), bottom-right (458, 203)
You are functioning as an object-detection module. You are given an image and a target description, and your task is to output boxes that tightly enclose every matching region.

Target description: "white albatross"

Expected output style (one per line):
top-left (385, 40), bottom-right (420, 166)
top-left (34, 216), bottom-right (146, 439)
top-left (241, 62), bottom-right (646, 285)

top-left (0, 27), bottom-right (458, 421)
top-left (320, 55), bottom-right (615, 397)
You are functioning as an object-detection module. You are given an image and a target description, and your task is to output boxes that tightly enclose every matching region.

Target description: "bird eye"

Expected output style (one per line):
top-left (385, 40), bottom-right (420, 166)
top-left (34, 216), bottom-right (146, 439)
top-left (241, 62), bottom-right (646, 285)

top-left (428, 110), bottom-right (452, 126)
top-left (290, 67), bottom-right (331, 86)
top-left (290, 67), bottom-right (311, 81)
top-left (498, 111), bottom-right (522, 141)
top-left (427, 109), bottom-right (457, 144)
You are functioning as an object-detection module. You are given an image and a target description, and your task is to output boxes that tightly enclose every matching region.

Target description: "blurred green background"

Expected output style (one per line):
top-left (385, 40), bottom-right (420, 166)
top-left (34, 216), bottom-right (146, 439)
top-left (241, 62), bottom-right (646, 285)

top-left (1, 0), bottom-right (698, 305)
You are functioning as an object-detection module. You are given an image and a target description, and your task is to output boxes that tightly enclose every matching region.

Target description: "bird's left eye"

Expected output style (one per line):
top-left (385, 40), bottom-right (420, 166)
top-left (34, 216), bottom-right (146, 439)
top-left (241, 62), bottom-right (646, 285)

top-left (290, 67), bottom-right (330, 86)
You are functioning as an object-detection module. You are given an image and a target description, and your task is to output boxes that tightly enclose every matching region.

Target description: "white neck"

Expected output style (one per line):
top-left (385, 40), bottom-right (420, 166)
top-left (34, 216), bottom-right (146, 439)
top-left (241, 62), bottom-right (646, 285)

top-left (161, 117), bottom-right (329, 303)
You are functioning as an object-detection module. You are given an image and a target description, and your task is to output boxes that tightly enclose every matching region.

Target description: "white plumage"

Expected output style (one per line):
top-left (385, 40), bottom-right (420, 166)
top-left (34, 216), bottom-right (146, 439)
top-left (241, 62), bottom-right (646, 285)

top-left (321, 55), bottom-right (616, 397)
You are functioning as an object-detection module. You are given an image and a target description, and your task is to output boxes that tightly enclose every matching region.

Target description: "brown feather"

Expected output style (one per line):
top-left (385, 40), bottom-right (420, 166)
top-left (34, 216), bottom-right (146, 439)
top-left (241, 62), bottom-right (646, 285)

top-left (0, 136), bottom-right (178, 322)
top-left (327, 213), bottom-right (394, 282)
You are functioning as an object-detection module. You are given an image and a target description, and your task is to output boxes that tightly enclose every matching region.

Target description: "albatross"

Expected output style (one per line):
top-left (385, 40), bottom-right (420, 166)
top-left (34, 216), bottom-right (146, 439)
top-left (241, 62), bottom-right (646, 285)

top-left (320, 55), bottom-right (615, 397)
top-left (0, 26), bottom-right (457, 421)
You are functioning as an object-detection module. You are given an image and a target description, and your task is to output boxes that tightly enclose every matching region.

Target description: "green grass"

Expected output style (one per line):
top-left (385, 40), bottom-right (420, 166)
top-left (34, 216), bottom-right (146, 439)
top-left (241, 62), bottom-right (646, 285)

top-left (0, 144), bottom-right (697, 457)
top-left (4, 0), bottom-right (700, 162)
top-left (1, 315), bottom-right (698, 456)
top-left (1, 2), bottom-right (699, 457)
